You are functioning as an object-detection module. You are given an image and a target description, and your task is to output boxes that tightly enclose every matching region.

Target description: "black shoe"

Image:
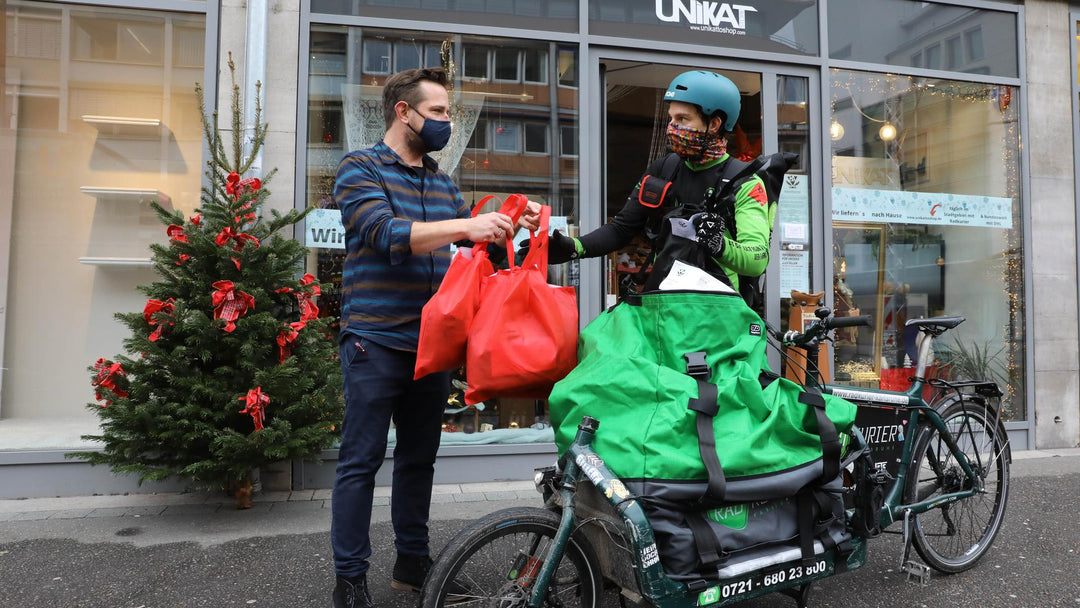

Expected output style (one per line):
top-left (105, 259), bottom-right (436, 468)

top-left (390, 553), bottom-right (433, 593)
top-left (391, 553), bottom-right (472, 599)
top-left (333, 574), bottom-right (373, 608)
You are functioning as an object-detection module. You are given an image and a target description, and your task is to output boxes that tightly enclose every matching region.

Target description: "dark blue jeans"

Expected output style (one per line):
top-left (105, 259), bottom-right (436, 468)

top-left (332, 335), bottom-right (450, 578)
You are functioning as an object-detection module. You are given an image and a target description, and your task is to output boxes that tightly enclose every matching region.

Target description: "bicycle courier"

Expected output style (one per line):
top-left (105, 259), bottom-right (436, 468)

top-left (549, 290), bottom-right (858, 582)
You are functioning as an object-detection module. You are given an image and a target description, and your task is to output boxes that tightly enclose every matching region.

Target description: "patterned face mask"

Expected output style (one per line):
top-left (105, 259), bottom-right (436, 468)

top-left (666, 122), bottom-right (728, 164)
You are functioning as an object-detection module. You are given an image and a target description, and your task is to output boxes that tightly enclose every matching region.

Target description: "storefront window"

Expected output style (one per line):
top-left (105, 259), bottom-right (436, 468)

top-left (304, 26), bottom-right (580, 443)
top-left (1, 4), bottom-right (206, 421)
top-left (589, 0), bottom-right (819, 56)
top-left (310, 0), bottom-right (579, 34)
top-left (828, 0), bottom-right (1018, 78)
top-left (830, 69), bottom-right (1025, 421)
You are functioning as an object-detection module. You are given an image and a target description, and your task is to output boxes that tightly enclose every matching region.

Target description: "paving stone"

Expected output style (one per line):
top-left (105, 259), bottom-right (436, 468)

top-left (7, 511), bottom-right (51, 521)
top-left (86, 507), bottom-right (131, 518)
top-left (253, 491), bottom-right (291, 503)
top-left (483, 491), bottom-right (521, 502)
top-left (125, 505), bottom-right (169, 517)
top-left (372, 497), bottom-right (390, 507)
top-left (429, 494), bottom-right (456, 504)
top-left (269, 500), bottom-right (325, 513)
top-left (312, 489), bottom-right (332, 500)
top-left (288, 490), bottom-right (316, 502)
top-left (452, 493), bottom-right (486, 503)
top-left (45, 509), bottom-right (95, 520)
top-left (160, 504), bottom-right (222, 517)
top-left (372, 487), bottom-right (392, 498)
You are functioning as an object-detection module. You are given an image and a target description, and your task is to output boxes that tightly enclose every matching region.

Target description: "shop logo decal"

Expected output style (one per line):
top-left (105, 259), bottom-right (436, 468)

top-left (930, 203), bottom-right (942, 216)
top-left (655, 0), bottom-right (759, 34)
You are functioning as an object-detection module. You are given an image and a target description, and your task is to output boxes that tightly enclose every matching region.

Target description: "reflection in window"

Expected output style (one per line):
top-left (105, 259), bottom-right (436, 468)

top-left (524, 49), bottom-right (548, 84)
top-left (830, 70), bottom-right (1024, 420)
top-left (560, 124), bottom-right (578, 157)
top-left (828, 0), bottom-right (1016, 78)
top-left (493, 122), bottom-right (521, 153)
top-left (304, 27), bottom-right (581, 443)
top-left (395, 41), bottom-right (422, 72)
top-left (558, 47), bottom-right (578, 87)
top-left (463, 46), bottom-right (489, 79)
top-left (924, 43), bottom-right (941, 70)
top-left (4, 2), bottom-right (206, 426)
top-left (72, 14), bottom-right (164, 64)
top-left (524, 122), bottom-right (549, 154)
top-left (493, 48), bottom-right (520, 82)
top-left (362, 39), bottom-right (391, 74)
top-left (945, 36), bottom-right (962, 70)
top-left (965, 27), bottom-right (984, 62)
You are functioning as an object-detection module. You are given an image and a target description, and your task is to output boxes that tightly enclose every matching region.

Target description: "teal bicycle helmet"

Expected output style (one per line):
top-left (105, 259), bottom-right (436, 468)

top-left (664, 71), bottom-right (741, 133)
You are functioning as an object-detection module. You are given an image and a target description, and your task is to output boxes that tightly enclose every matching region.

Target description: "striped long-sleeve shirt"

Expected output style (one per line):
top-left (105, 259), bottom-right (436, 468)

top-left (334, 141), bottom-right (470, 351)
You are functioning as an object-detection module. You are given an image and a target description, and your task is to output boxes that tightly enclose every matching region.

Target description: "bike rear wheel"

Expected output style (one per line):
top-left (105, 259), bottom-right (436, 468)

top-left (905, 396), bottom-right (1010, 573)
top-left (420, 506), bottom-right (603, 608)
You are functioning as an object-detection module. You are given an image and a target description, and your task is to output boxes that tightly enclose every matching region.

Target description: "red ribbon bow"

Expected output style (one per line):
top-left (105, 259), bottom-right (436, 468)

top-left (143, 298), bottom-right (176, 342)
top-left (297, 273), bottom-right (321, 322)
top-left (214, 227), bottom-right (260, 269)
top-left (276, 321), bottom-right (307, 364)
top-left (238, 387), bottom-right (269, 431)
top-left (167, 225), bottom-right (190, 264)
top-left (226, 172), bottom-right (262, 201)
top-left (92, 358), bottom-right (128, 406)
top-left (190, 213), bottom-right (202, 226)
top-left (211, 280), bottom-right (255, 332)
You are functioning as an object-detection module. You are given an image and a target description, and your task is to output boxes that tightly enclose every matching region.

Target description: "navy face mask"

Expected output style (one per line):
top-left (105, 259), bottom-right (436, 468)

top-left (409, 107), bottom-right (452, 152)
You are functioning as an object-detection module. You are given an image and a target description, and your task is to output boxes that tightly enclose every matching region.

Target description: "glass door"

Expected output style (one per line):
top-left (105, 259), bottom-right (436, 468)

top-left (596, 57), bottom-right (819, 370)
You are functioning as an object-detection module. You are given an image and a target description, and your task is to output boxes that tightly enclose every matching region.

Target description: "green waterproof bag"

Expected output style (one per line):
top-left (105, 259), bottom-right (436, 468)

top-left (549, 290), bottom-right (857, 503)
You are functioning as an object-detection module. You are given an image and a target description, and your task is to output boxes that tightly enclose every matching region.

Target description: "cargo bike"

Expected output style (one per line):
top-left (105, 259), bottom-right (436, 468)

top-left (420, 309), bottom-right (1011, 608)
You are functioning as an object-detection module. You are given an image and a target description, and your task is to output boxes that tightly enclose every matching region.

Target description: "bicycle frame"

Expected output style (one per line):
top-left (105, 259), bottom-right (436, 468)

top-left (804, 327), bottom-right (993, 528)
top-left (530, 419), bottom-right (868, 608)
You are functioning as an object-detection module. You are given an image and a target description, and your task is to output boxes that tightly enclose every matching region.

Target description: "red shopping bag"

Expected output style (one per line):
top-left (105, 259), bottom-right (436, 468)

top-left (465, 205), bottom-right (578, 405)
top-left (414, 194), bottom-right (529, 379)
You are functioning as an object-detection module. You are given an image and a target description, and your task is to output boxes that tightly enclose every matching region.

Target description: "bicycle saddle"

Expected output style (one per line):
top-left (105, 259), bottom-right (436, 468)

top-left (905, 316), bottom-right (965, 334)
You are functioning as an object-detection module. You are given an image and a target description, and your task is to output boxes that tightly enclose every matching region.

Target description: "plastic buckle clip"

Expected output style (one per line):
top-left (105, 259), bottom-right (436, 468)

top-left (684, 352), bottom-right (710, 380)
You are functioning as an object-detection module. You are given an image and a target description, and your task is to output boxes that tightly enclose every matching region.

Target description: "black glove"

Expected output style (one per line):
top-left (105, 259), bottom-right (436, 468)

top-left (694, 212), bottom-right (727, 257)
top-left (517, 230), bottom-right (580, 265)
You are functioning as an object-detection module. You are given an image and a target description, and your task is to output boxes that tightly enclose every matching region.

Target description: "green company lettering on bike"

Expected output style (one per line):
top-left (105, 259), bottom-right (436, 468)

top-left (706, 504), bottom-right (748, 529)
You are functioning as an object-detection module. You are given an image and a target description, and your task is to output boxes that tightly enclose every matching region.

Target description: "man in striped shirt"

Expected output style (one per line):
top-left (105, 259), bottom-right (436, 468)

top-left (330, 67), bottom-right (539, 608)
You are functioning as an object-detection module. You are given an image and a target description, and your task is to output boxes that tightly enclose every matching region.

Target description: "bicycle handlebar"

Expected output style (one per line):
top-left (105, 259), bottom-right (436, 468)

top-left (825, 314), bottom-right (873, 329)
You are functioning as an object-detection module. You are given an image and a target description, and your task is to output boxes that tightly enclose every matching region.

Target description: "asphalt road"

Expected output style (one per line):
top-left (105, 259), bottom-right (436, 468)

top-left (0, 456), bottom-right (1078, 608)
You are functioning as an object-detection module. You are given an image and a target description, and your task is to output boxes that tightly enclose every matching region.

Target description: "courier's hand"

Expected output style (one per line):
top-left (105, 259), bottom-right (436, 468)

top-left (694, 212), bottom-right (727, 257)
top-left (466, 212), bottom-right (515, 243)
top-left (518, 229), bottom-right (580, 264)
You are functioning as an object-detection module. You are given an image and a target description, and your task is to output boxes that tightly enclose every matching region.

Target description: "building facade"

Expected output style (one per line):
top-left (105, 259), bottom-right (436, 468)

top-left (2, 0), bottom-right (1079, 497)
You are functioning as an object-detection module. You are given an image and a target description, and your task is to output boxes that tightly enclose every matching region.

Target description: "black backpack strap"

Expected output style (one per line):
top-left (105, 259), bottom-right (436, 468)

top-left (685, 510), bottom-right (725, 570)
top-left (798, 386), bottom-right (841, 484)
top-left (684, 352), bottom-right (726, 503)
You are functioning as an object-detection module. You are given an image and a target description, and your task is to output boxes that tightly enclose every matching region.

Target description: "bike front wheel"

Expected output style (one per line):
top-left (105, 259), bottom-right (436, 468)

top-left (905, 396), bottom-right (1011, 573)
top-left (421, 506), bottom-right (604, 608)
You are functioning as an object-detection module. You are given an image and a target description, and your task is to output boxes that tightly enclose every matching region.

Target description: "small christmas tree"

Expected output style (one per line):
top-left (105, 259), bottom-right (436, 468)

top-left (72, 58), bottom-right (343, 507)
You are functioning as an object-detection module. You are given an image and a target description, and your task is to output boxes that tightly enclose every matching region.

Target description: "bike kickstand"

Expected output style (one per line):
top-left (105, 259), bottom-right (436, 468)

top-left (899, 509), bottom-right (930, 586)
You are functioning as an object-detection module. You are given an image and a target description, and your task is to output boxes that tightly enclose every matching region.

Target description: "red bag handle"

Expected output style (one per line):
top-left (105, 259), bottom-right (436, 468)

top-left (519, 205), bottom-right (552, 275)
top-left (470, 194), bottom-right (529, 252)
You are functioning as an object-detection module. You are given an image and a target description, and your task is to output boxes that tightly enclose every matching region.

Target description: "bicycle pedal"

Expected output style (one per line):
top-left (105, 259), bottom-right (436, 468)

top-left (902, 560), bottom-right (930, 586)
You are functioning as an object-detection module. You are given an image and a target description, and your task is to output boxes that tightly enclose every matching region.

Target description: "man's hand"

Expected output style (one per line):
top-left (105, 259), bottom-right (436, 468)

top-left (466, 212), bottom-right (515, 243)
top-left (694, 212), bottom-right (727, 257)
top-left (517, 200), bottom-right (542, 232)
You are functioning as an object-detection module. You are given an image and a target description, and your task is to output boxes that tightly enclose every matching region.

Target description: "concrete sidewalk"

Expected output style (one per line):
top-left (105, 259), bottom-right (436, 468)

top-left (0, 447), bottom-right (1077, 524)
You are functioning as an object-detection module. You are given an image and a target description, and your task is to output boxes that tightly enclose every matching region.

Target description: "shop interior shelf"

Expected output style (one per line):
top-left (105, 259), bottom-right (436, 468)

top-left (81, 115), bottom-right (163, 136)
top-left (80, 187), bottom-right (170, 205)
top-left (78, 257), bottom-right (153, 267)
